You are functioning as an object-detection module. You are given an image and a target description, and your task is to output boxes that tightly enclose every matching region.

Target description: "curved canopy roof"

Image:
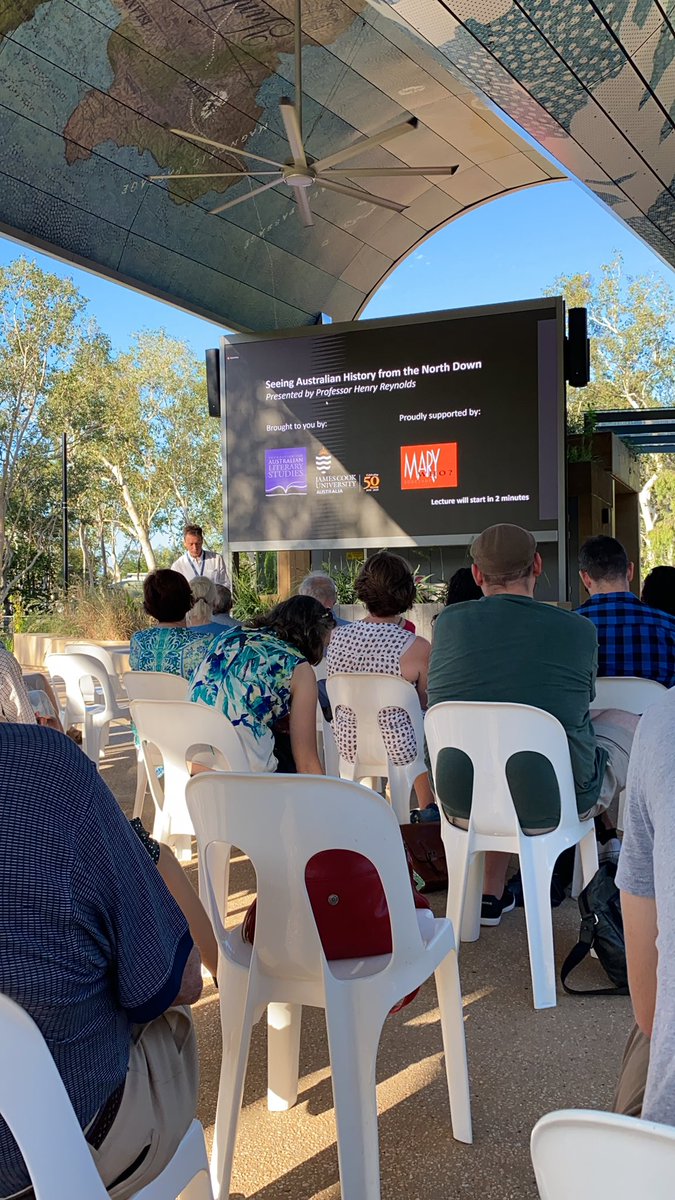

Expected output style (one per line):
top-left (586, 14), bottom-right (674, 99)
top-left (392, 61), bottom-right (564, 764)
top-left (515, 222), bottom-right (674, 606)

top-left (0, 1), bottom-right (672, 331)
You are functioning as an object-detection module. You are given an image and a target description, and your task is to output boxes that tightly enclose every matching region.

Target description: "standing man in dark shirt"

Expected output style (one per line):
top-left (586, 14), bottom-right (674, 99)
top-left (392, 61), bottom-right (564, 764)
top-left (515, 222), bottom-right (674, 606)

top-left (0, 725), bottom-right (202, 1199)
top-left (577, 535), bottom-right (675, 686)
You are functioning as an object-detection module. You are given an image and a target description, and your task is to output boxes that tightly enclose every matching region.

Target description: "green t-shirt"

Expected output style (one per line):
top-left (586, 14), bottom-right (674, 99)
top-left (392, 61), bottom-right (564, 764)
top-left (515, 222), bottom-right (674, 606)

top-left (427, 594), bottom-right (608, 830)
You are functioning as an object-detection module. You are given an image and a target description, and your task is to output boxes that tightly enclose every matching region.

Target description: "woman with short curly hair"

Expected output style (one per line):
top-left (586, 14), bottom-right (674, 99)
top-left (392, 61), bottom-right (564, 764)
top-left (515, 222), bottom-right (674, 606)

top-left (327, 551), bottom-right (435, 809)
top-left (189, 595), bottom-right (334, 773)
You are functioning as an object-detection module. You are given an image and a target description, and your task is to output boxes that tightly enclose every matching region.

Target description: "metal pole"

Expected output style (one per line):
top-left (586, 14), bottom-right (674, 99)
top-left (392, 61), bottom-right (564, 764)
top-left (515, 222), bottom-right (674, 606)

top-left (62, 432), bottom-right (69, 591)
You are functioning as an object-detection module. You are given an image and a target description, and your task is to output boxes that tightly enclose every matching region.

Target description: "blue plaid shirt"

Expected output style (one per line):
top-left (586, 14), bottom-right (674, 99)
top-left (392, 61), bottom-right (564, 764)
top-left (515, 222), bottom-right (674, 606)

top-left (0, 725), bottom-right (192, 1195)
top-left (576, 592), bottom-right (675, 686)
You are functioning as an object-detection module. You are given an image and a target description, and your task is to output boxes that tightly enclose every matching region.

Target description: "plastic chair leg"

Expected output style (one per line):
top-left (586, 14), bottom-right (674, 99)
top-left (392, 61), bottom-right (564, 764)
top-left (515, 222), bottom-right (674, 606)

top-left (133, 753), bottom-right (147, 821)
top-left (434, 950), bottom-right (472, 1143)
top-left (211, 964), bottom-right (255, 1200)
top-left (267, 1002), bottom-right (302, 1111)
top-left (519, 843), bottom-right (557, 1009)
top-left (325, 995), bottom-right (387, 1200)
top-left (388, 768), bottom-right (411, 824)
top-left (82, 716), bottom-right (102, 766)
top-left (460, 852), bottom-right (484, 943)
top-left (579, 825), bottom-right (599, 887)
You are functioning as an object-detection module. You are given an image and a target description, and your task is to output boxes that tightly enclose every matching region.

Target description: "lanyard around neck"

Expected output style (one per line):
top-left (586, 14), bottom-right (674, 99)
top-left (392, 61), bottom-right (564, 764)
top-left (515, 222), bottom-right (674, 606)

top-left (187, 553), bottom-right (205, 577)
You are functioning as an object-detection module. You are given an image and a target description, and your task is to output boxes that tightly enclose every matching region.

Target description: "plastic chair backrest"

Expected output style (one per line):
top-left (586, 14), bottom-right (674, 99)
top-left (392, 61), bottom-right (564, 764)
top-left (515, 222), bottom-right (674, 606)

top-left (123, 671), bottom-right (190, 702)
top-left (591, 675), bottom-right (667, 715)
top-left (531, 1109), bottom-right (675, 1200)
top-left (129, 699), bottom-right (249, 780)
top-left (0, 992), bottom-right (109, 1199)
top-left (68, 643), bottom-right (126, 700)
top-left (326, 673), bottom-right (424, 769)
top-left (186, 772), bottom-right (426, 981)
top-left (45, 652), bottom-right (117, 721)
top-left (425, 701), bottom-right (578, 838)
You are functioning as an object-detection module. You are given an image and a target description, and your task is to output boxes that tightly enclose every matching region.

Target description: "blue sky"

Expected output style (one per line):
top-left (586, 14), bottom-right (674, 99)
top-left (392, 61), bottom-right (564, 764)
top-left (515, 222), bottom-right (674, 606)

top-left (0, 177), bottom-right (672, 351)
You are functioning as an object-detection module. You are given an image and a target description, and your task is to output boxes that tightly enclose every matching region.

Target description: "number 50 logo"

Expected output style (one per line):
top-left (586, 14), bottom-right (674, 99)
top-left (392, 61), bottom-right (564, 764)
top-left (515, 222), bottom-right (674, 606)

top-left (364, 473), bottom-right (380, 492)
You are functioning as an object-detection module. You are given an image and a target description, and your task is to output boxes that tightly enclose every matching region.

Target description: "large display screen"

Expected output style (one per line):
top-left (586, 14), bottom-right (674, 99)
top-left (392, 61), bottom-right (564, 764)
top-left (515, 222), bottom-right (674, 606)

top-left (223, 298), bottom-right (565, 551)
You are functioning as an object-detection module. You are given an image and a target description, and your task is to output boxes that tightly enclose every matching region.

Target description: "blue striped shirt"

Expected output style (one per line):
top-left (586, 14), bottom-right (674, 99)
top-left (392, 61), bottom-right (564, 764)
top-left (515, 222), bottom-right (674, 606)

top-left (577, 592), bottom-right (675, 686)
top-left (0, 725), bottom-right (192, 1195)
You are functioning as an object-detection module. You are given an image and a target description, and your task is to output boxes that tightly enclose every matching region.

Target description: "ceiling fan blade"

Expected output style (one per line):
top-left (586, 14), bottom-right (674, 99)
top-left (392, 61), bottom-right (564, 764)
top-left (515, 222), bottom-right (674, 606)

top-left (294, 186), bottom-right (314, 227)
top-left (149, 172), bottom-right (279, 180)
top-left (280, 98), bottom-right (307, 168)
top-left (316, 177), bottom-right (406, 213)
top-left (169, 128), bottom-right (286, 169)
top-left (294, 0), bottom-right (303, 141)
top-left (326, 165), bottom-right (459, 177)
top-left (312, 117), bottom-right (418, 173)
top-left (210, 176), bottom-right (282, 215)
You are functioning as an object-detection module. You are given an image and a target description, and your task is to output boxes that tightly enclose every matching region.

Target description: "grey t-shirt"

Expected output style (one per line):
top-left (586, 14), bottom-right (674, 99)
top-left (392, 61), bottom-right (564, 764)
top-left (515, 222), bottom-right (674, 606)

top-left (616, 688), bottom-right (675, 1126)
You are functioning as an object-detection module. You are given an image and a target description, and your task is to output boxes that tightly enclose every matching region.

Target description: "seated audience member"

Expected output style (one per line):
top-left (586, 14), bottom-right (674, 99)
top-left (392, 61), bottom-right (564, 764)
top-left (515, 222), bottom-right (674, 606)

top-left (326, 551), bottom-right (435, 809)
top-left (0, 723), bottom-right (202, 1198)
top-left (641, 565), bottom-right (675, 620)
top-left (299, 570), bottom-right (348, 625)
top-left (614, 687), bottom-right (675, 1126)
top-left (0, 645), bottom-right (62, 729)
top-left (445, 566), bottom-right (483, 606)
top-left (212, 583), bottom-right (239, 628)
top-left (189, 595), bottom-right (333, 773)
top-left (186, 577), bottom-right (226, 636)
top-left (428, 524), bottom-right (636, 925)
top-left (577, 535), bottom-right (675, 686)
top-left (130, 569), bottom-right (221, 679)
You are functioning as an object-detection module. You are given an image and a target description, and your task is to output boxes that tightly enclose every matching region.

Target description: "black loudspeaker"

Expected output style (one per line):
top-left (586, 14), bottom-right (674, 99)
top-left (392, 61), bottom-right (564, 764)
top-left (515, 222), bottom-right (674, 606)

top-left (565, 307), bottom-right (590, 388)
top-left (205, 348), bottom-right (221, 418)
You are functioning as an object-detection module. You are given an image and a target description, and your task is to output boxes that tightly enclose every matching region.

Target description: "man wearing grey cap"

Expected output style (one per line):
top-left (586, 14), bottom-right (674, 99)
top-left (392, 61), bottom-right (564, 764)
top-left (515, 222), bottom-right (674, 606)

top-left (428, 523), bottom-right (632, 926)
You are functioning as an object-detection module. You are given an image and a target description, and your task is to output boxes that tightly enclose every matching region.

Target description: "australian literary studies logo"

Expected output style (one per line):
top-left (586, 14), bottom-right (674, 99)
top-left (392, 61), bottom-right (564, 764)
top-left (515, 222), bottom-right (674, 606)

top-left (265, 448), bottom-right (308, 496)
top-left (401, 443), bottom-right (458, 490)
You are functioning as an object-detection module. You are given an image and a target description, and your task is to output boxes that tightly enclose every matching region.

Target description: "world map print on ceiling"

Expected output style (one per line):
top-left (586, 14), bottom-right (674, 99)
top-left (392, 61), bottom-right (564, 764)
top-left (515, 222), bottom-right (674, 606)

top-left (0, 0), bottom-right (671, 331)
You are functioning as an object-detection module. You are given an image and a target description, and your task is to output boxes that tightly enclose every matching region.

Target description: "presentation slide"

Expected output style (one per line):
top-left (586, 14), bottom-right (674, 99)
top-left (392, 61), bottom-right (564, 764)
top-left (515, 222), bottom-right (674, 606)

top-left (224, 299), bottom-right (564, 549)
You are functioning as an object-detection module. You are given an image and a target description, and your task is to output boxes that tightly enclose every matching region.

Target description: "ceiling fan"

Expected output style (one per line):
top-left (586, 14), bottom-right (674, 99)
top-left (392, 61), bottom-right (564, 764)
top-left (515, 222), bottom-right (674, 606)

top-left (150, 0), bottom-right (458, 227)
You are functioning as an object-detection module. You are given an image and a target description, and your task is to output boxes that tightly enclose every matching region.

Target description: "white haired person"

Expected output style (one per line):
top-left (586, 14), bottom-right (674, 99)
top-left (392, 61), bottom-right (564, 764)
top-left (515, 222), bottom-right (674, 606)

top-left (186, 577), bottom-right (224, 636)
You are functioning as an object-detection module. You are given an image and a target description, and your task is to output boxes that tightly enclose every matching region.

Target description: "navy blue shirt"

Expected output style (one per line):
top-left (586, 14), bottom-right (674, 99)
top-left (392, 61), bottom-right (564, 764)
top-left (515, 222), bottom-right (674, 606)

top-left (577, 592), bottom-right (675, 687)
top-left (0, 725), bottom-right (192, 1195)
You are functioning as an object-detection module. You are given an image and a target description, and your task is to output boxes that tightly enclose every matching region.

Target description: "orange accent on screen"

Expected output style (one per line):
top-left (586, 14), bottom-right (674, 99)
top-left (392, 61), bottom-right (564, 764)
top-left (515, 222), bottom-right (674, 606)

top-left (400, 442), bottom-right (458, 490)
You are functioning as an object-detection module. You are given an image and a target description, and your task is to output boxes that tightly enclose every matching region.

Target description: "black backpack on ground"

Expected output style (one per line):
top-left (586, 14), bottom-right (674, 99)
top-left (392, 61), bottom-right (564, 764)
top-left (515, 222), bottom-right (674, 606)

top-left (560, 862), bottom-right (629, 996)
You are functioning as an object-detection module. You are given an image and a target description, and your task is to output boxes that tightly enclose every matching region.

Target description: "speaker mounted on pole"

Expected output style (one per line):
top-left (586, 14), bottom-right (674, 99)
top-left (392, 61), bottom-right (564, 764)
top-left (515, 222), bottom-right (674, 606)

top-left (565, 307), bottom-right (590, 388)
top-left (205, 347), bottom-right (221, 418)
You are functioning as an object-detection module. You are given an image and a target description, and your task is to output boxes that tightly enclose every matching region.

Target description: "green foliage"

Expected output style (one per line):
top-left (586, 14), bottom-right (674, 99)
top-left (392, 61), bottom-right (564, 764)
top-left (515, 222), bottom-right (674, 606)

top-left (321, 559), bottom-right (362, 604)
top-left (24, 584), bottom-right (148, 640)
top-left (232, 554), bottom-right (271, 620)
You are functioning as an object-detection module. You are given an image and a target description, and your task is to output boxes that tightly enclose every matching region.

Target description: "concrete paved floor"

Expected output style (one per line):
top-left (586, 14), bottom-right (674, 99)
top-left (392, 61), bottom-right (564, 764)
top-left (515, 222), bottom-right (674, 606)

top-left (102, 724), bottom-right (634, 1200)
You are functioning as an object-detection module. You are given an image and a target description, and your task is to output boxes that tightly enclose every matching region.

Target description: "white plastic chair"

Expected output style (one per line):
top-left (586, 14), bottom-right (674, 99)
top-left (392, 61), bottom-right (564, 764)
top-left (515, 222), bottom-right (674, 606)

top-left (186, 771), bottom-right (472, 1200)
top-left (124, 672), bottom-right (190, 820)
top-left (312, 661), bottom-right (340, 776)
top-left (68, 642), bottom-right (129, 706)
top-left (0, 991), bottom-right (212, 1200)
top-left (45, 652), bottom-right (119, 765)
top-left (129, 697), bottom-right (249, 861)
top-left (424, 702), bottom-right (599, 1010)
top-left (326, 672), bottom-right (427, 822)
top-left (531, 1108), bottom-right (675, 1200)
top-left (590, 676), bottom-right (667, 832)
top-left (591, 676), bottom-right (667, 714)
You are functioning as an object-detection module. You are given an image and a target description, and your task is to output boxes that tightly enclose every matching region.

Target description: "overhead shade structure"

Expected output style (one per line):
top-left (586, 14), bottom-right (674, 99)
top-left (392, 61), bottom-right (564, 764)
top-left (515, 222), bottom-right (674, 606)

top-left (589, 409), bottom-right (675, 455)
top-left (0, 0), bottom-right (672, 332)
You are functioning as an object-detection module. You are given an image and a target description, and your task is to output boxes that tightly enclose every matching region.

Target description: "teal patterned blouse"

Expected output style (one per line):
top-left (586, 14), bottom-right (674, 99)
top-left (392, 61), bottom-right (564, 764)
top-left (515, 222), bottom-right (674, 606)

top-left (129, 627), bottom-right (221, 680)
top-left (188, 626), bottom-right (304, 770)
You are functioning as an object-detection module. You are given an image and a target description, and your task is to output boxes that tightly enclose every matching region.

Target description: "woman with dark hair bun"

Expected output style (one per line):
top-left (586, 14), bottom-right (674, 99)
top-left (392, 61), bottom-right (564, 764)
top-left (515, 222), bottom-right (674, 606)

top-left (189, 595), bottom-right (334, 772)
top-left (642, 566), bottom-right (675, 619)
top-left (327, 551), bottom-right (435, 809)
top-left (445, 566), bottom-right (482, 606)
top-left (129, 569), bottom-right (221, 679)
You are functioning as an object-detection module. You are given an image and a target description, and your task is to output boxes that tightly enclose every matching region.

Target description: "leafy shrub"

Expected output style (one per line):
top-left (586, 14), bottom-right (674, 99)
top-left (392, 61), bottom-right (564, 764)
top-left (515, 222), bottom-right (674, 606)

top-left (232, 554), bottom-right (274, 620)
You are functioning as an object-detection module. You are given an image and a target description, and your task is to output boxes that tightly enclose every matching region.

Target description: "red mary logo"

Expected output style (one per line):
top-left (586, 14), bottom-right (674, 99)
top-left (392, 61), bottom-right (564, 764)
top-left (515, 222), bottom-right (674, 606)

top-left (400, 442), bottom-right (458, 490)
